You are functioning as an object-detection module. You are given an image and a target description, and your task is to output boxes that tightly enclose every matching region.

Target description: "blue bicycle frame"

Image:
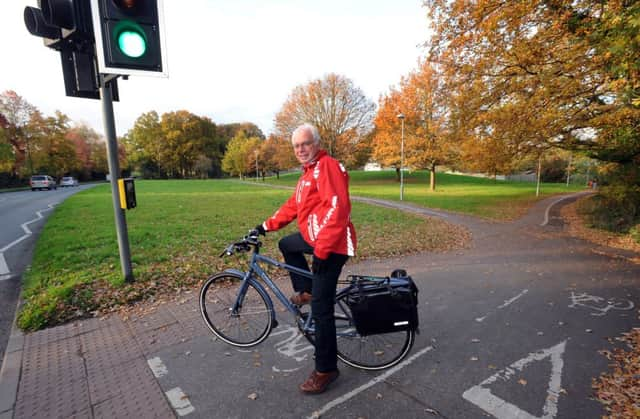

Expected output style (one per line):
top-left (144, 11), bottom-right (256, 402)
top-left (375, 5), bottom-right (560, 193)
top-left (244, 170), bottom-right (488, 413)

top-left (229, 248), bottom-right (317, 332)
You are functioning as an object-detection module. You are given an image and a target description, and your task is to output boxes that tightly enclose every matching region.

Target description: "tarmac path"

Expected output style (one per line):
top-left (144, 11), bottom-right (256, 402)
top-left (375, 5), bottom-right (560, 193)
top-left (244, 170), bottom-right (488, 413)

top-left (1, 190), bottom-right (638, 419)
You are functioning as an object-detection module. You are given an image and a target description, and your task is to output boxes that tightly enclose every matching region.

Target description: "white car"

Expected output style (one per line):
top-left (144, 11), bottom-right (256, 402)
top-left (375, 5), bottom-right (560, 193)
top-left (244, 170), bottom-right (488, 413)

top-left (30, 175), bottom-right (57, 191)
top-left (59, 176), bottom-right (79, 187)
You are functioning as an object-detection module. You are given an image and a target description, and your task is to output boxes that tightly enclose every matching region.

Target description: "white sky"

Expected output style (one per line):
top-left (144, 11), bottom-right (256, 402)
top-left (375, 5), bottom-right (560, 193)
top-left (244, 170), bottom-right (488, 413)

top-left (2, 1), bottom-right (430, 137)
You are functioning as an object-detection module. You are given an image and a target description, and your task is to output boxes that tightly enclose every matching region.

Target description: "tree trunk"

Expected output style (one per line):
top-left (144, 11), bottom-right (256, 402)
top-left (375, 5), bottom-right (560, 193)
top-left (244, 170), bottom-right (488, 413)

top-left (276, 170), bottom-right (280, 179)
top-left (395, 167), bottom-right (400, 182)
top-left (429, 163), bottom-right (436, 191)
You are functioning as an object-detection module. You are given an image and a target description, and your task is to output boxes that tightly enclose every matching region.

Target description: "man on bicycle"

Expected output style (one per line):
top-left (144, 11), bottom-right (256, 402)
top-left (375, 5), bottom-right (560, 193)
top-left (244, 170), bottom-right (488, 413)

top-left (252, 123), bottom-right (356, 394)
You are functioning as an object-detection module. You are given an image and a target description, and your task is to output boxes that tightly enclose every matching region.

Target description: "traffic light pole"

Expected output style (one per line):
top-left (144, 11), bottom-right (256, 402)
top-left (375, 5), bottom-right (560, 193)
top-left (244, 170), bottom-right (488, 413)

top-left (100, 75), bottom-right (134, 283)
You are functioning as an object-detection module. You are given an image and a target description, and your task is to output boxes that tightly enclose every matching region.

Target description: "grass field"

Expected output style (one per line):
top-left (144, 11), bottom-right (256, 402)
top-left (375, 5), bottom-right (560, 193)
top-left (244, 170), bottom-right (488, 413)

top-left (18, 178), bottom-right (467, 331)
top-left (19, 171), bottom-right (583, 330)
top-left (266, 170), bottom-right (584, 219)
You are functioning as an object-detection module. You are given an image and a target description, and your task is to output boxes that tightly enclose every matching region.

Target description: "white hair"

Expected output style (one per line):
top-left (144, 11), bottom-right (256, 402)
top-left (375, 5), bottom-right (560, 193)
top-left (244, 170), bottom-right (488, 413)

top-left (291, 124), bottom-right (321, 145)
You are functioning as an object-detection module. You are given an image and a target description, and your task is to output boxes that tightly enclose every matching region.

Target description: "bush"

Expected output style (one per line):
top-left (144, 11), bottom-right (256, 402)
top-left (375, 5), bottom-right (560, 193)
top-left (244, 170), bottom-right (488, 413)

top-left (577, 185), bottom-right (640, 233)
top-left (630, 224), bottom-right (640, 244)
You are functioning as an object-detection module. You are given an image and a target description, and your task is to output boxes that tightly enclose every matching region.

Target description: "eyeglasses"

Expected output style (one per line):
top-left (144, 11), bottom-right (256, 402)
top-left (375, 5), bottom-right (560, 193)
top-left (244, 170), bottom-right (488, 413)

top-left (293, 140), bottom-right (315, 150)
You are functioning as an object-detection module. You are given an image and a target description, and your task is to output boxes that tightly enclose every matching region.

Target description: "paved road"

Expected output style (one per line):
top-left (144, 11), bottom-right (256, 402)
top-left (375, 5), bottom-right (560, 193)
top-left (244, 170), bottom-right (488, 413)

top-left (0, 185), bottom-right (94, 372)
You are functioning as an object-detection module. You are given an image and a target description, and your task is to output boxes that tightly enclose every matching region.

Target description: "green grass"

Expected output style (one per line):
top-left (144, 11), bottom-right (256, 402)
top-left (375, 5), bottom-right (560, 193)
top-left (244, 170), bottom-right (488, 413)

top-left (267, 170), bottom-right (583, 219)
top-left (20, 172), bottom-right (583, 330)
top-left (19, 179), bottom-right (465, 331)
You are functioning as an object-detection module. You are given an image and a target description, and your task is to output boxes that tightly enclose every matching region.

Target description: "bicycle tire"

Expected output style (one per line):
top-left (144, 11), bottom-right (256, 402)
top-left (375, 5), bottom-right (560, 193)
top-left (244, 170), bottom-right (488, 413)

top-left (302, 295), bottom-right (415, 370)
top-left (200, 272), bottom-right (273, 347)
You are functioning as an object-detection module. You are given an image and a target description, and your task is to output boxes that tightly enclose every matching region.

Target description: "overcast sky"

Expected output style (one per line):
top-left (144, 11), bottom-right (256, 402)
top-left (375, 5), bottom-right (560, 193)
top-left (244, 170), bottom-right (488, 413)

top-left (2, 1), bottom-right (430, 137)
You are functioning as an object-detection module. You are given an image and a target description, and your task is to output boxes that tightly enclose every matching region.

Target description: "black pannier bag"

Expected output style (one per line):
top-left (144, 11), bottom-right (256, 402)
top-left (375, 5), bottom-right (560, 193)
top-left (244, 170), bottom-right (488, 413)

top-left (345, 272), bottom-right (419, 336)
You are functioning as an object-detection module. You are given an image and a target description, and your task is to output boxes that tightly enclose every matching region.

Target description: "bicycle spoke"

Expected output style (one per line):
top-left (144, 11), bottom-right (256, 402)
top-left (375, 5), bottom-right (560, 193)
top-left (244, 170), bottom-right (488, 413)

top-left (200, 273), bottom-right (273, 347)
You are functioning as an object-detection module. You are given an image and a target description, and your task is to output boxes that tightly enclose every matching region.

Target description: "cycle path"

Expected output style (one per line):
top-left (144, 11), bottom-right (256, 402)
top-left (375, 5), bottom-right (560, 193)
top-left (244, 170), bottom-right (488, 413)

top-left (1, 191), bottom-right (639, 418)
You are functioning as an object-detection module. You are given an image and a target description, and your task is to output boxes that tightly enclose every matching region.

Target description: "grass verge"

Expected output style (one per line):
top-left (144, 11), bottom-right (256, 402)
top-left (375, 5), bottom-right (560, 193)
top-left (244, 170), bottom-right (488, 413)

top-left (266, 170), bottom-right (584, 220)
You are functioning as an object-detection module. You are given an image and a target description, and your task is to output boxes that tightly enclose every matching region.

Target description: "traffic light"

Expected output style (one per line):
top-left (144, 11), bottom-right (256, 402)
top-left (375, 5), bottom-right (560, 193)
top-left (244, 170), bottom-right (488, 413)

top-left (91, 0), bottom-right (168, 77)
top-left (24, 0), bottom-right (119, 100)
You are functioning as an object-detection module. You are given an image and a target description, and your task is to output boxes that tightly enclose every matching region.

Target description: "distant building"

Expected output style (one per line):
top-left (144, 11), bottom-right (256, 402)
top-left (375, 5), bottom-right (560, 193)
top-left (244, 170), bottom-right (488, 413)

top-left (364, 162), bottom-right (382, 171)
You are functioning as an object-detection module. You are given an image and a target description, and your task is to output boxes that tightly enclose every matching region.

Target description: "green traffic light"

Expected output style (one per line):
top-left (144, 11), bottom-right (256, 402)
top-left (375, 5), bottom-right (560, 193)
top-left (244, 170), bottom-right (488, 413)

top-left (117, 30), bottom-right (146, 58)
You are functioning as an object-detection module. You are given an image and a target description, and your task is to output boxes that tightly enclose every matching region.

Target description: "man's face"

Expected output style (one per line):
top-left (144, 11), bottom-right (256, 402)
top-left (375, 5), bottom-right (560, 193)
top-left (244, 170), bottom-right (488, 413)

top-left (292, 129), bottom-right (320, 165)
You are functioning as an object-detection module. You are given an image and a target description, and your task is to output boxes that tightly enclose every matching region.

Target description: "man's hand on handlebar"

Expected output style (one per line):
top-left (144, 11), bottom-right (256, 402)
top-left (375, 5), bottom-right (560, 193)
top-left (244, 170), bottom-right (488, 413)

top-left (249, 224), bottom-right (266, 237)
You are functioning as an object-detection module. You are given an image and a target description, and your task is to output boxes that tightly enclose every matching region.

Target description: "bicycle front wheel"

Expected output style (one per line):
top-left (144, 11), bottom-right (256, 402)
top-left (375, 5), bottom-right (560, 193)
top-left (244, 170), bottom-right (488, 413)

top-left (335, 296), bottom-right (415, 370)
top-left (199, 272), bottom-right (273, 347)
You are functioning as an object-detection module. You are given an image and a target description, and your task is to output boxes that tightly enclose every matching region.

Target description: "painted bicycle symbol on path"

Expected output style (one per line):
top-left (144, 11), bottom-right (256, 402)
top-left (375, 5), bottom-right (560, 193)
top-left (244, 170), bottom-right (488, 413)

top-left (568, 291), bottom-right (635, 316)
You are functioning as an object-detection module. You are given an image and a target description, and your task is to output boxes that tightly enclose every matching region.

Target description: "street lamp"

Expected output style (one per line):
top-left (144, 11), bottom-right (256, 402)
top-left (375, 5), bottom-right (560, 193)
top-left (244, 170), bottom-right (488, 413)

top-left (397, 113), bottom-right (405, 201)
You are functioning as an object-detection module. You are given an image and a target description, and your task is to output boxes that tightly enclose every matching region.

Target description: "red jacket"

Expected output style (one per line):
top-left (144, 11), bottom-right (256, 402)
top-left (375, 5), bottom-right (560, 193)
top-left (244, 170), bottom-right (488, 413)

top-left (263, 150), bottom-right (357, 259)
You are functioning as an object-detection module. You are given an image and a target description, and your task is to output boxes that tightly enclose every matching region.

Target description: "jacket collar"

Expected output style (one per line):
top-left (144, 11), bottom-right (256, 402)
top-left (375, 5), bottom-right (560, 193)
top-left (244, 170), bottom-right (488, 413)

top-left (303, 149), bottom-right (327, 171)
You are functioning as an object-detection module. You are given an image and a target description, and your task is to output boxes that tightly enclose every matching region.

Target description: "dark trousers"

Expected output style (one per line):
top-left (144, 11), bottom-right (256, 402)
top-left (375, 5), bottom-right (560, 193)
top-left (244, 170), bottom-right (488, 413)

top-left (278, 233), bottom-right (349, 372)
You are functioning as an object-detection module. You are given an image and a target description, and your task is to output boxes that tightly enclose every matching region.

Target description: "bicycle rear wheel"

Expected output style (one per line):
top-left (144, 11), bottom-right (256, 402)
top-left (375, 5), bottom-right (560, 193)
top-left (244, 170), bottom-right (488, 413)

top-left (334, 296), bottom-right (415, 370)
top-left (199, 272), bottom-right (273, 347)
top-left (301, 295), bottom-right (415, 370)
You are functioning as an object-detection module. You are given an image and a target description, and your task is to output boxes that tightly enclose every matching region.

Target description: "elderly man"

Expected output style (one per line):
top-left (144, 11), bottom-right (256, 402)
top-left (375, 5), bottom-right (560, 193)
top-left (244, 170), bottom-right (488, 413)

top-left (253, 123), bottom-right (356, 394)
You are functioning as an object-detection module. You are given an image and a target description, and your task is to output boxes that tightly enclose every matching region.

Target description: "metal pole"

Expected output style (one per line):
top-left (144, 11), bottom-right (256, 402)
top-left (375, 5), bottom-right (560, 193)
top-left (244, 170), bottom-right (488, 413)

top-left (100, 76), bottom-right (134, 282)
top-left (400, 118), bottom-right (405, 201)
top-left (585, 163), bottom-right (591, 187)
top-left (536, 153), bottom-right (542, 197)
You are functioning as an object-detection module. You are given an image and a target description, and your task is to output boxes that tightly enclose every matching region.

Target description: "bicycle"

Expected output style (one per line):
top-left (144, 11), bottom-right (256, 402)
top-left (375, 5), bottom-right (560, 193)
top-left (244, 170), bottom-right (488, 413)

top-left (199, 232), bottom-right (416, 370)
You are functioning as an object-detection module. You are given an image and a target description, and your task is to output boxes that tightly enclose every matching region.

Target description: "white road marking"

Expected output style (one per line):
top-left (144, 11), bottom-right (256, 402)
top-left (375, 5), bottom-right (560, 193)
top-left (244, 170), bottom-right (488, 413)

top-left (147, 357), bottom-right (169, 378)
top-left (273, 325), bottom-right (313, 362)
top-left (497, 289), bottom-right (529, 309)
top-left (165, 387), bottom-right (195, 416)
top-left (568, 291), bottom-right (635, 316)
top-left (0, 203), bottom-right (57, 281)
top-left (462, 340), bottom-right (567, 419)
top-left (272, 365), bottom-right (303, 373)
top-left (308, 346), bottom-right (434, 419)
top-left (0, 253), bottom-right (9, 277)
top-left (475, 289), bottom-right (528, 322)
top-left (540, 193), bottom-right (591, 226)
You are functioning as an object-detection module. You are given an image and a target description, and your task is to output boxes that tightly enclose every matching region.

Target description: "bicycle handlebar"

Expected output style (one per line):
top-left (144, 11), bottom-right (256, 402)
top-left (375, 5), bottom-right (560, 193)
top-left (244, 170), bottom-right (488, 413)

top-left (219, 232), bottom-right (262, 257)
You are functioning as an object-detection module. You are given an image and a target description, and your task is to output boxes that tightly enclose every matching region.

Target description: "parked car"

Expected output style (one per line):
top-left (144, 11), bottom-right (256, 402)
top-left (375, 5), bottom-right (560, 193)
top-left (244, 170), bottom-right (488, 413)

top-left (30, 175), bottom-right (57, 191)
top-left (59, 176), bottom-right (79, 187)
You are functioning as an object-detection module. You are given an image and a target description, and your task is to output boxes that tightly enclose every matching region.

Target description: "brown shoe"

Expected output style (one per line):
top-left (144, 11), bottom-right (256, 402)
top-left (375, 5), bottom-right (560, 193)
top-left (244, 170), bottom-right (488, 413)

top-left (290, 291), bottom-right (312, 306)
top-left (299, 370), bottom-right (339, 394)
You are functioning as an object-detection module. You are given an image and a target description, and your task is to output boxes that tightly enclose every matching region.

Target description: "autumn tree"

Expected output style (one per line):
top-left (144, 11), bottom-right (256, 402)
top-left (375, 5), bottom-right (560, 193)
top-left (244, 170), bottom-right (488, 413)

top-left (66, 124), bottom-right (107, 180)
top-left (425, 0), bottom-right (639, 165)
top-left (221, 132), bottom-right (262, 179)
top-left (0, 115), bottom-right (13, 173)
top-left (372, 61), bottom-right (453, 190)
top-left (24, 110), bottom-right (80, 178)
top-left (0, 90), bottom-right (37, 176)
top-left (123, 111), bottom-right (164, 177)
top-left (124, 110), bottom-right (224, 178)
top-left (425, 0), bottom-right (640, 228)
top-left (217, 122), bottom-right (264, 143)
top-left (273, 73), bottom-right (375, 166)
top-left (259, 134), bottom-right (298, 179)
